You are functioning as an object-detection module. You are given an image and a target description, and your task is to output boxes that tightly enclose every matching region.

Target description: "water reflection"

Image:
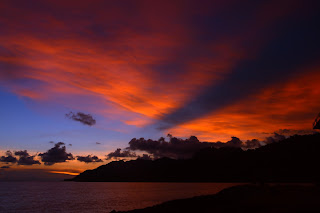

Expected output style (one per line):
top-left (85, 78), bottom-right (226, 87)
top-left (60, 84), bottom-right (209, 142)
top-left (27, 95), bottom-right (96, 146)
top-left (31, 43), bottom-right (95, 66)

top-left (0, 182), bottom-right (242, 212)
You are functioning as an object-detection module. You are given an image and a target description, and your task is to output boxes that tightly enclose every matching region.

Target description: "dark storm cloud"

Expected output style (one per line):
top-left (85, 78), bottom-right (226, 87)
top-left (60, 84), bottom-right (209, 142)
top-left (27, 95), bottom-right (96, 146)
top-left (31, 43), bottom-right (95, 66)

top-left (157, 8), bottom-right (320, 129)
top-left (66, 111), bottom-right (96, 126)
top-left (0, 151), bottom-right (17, 163)
top-left (76, 155), bottom-right (103, 163)
top-left (15, 150), bottom-right (41, 165)
top-left (127, 134), bottom-right (288, 159)
top-left (38, 142), bottom-right (74, 165)
top-left (106, 148), bottom-right (137, 160)
top-left (128, 136), bottom-right (215, 159)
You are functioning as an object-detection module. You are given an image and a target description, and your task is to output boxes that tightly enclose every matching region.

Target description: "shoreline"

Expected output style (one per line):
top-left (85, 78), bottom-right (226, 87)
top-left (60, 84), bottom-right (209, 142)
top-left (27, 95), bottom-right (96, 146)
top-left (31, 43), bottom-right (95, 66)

top-left (111, 184), bottom-right (320, 213)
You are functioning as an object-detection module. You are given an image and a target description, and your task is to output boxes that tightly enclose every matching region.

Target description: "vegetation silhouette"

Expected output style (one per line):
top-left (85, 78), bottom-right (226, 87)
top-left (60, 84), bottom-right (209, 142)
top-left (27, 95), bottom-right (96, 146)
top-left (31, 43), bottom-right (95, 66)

top-left (68, 133), bottom-right (320, 183)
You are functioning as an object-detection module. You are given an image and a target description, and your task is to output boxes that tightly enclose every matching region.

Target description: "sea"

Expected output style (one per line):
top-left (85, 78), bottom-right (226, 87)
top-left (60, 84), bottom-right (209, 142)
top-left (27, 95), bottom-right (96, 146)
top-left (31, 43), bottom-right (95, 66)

top-left (0, 182), bottom-right (241, 213)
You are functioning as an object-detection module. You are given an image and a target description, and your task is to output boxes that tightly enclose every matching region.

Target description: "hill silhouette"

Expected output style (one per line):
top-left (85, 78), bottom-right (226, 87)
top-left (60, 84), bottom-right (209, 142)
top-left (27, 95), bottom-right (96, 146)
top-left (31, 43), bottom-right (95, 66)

top-left (68, 134), bottom-right (320, 182)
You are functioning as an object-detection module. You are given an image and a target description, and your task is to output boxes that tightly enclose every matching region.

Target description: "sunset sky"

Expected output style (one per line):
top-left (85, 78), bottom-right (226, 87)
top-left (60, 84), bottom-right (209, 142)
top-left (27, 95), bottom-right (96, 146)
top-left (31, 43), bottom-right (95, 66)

top-left (1, 0), bottom-right (320, 179)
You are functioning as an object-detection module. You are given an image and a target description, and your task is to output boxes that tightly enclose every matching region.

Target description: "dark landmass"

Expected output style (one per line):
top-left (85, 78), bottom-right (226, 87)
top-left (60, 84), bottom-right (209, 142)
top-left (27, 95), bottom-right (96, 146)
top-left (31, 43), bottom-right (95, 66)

top-left (67, 134), bottom-right (320, 182)
top-left (111, 184), bottom-right (320, 213)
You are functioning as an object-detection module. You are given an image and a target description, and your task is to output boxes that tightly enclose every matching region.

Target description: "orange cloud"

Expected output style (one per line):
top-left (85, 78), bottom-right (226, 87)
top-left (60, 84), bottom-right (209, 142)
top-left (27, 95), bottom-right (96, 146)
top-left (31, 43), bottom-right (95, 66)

top-left (0, 0), bottom-right (318, 143)
top-left (169, 66), bottom-right (320, 141)
top-left (49, 170), bottom-right (80, 176)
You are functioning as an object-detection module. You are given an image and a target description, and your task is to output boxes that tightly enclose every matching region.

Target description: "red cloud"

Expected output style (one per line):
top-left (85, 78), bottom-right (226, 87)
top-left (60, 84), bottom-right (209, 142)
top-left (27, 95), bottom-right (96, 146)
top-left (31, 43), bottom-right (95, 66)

top-left (0, 0), bottom-right (318, 141)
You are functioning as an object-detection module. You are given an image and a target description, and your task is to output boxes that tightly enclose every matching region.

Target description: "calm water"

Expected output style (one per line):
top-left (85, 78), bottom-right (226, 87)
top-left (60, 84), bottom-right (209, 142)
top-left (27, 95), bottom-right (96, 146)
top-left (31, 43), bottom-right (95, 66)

top-left (0, 182), bottom-right (241, 213)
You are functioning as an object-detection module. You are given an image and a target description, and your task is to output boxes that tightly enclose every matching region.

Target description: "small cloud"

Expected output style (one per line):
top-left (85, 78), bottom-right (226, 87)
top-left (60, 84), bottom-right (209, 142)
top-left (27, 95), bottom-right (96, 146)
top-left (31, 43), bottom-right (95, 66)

top-left (243, 139), bottom-right (262, 149)
top-left (265, 133), bottom-right (286, 144)
top-left (106, 148), bottom-right (137, 160)
top-left (18, 156), bottom-right (41, 165)
top-left (38, 142), bottom-right (74, 165)
top-left (76, 155), bottom-right (103, 163)
top-left (96, 142), bottom-right (101, 145)
top-left (14, 150), bottom-right (29, 157)
top-left (138, 154), bottom-right (153, 160)
top-left (15, 150), bottom-right (41, 165)
top-left (68, 144), bottom-right (72, 146)
top-left (66, 111), bottom-right (96, 126)
top-left (56, 142), bottom-right (65, 146)
top-left (0, 151), bottom-right (18, 163)
top-left (224, 137), bottom-right (243, 148)
top-left (1, 166), bottom-right (10, 169)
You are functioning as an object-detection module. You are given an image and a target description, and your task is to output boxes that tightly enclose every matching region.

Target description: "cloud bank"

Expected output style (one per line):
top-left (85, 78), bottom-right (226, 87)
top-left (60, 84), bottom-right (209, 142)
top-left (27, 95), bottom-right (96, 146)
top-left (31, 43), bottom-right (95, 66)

top-left (126, 132), bottom-right (301, 159)
top-left (0, 150), bottom-right (40, 166)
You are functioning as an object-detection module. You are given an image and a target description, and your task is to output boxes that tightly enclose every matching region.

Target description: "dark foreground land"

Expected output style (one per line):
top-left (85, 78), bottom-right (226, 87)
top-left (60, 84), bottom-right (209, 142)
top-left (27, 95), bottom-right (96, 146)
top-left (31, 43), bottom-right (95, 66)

top-left (68, 134), bottom-right (320, 182)
top-left (111, 184), bottom-right (320, 213)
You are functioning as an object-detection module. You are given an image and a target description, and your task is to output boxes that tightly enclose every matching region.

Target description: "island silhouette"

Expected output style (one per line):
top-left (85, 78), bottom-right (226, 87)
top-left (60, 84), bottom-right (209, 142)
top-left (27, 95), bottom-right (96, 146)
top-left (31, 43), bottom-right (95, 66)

top-left (67, 133), bottom-right (320, 183)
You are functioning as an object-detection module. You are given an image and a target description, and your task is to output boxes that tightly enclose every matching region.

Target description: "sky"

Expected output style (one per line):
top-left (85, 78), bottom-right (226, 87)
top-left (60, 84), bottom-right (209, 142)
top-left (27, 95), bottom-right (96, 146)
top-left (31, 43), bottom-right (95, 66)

top-left (0, 0), bottom-right (320, 180)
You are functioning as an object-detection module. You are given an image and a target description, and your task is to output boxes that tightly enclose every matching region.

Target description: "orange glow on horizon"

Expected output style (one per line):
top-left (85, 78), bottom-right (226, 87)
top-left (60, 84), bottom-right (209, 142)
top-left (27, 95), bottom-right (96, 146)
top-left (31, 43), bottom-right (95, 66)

top-left (49, 171), bottom-right (80, 176)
